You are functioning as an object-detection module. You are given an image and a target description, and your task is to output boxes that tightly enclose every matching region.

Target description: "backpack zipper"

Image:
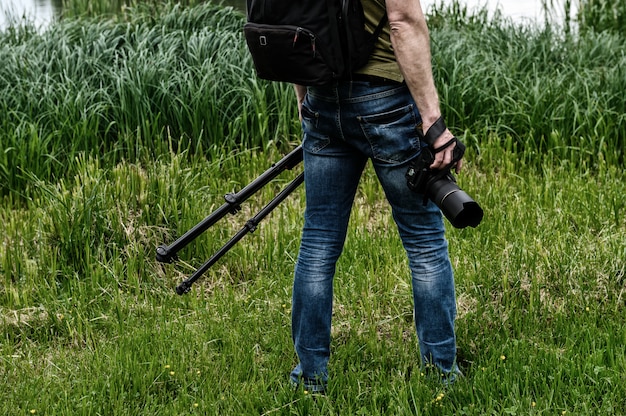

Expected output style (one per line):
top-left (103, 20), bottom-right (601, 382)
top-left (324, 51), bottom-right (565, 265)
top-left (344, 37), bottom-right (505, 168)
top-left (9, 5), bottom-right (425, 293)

top-left (293, 27), bottom-right (317, 58)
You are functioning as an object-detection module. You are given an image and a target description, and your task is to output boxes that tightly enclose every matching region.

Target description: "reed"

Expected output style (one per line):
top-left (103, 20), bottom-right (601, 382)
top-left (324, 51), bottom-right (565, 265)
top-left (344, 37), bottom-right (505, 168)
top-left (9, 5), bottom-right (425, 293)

top-left (2, 2), bottom-right (624, 201)
top-left (541, 0), bottom-right (626, 34)
top-left (427, 3), bottom-right (625, 167)
top-left (0, 2), bottom-right (297, 197)
top-left (59, 0), bottom-right (206, 18)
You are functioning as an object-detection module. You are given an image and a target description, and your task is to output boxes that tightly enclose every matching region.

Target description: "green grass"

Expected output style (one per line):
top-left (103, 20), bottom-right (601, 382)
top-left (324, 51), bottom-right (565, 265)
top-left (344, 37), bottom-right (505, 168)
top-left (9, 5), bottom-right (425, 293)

top-left (1, 141), bottom-right (624, 415)
top-left (1, 1), bottom-right (625, 415)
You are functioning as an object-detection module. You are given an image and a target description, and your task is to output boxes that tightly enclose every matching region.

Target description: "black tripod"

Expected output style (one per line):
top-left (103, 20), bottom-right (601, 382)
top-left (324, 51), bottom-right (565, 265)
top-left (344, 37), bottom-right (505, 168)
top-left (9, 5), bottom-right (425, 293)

top-left (156, 146), bottom-right (304, 295)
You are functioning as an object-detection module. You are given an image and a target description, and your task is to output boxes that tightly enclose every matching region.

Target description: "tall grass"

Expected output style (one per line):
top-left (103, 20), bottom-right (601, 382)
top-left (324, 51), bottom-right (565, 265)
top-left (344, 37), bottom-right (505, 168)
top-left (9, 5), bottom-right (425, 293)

top-left (1, 2), bottom-right (623, 202)
top-left (59, 0), bottom-right (206, 18)
top-left (578, 0), bottom-right (626, 34)
top-left (542, 0), bottom-right (626, 34)
top-left (427, 3), bottom-right (625, 166)
top-left (0, 2), bottom-right (297, 197)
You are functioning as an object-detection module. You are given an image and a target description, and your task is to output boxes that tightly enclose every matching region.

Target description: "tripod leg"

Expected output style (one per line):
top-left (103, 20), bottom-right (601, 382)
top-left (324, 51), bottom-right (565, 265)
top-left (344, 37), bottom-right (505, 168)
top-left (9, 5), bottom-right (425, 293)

top-left (157, 146), bottom-right (303, 263)
top-left (176, 172), bottom-right (304, 295)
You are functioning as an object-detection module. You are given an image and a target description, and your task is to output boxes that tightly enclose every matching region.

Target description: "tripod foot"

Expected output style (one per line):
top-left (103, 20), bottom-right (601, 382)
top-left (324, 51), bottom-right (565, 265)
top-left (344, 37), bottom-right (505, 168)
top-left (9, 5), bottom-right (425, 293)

top-left (156, 245), bottom-right (177, 263)
top-left (176, 281), bottom-right (192, 295)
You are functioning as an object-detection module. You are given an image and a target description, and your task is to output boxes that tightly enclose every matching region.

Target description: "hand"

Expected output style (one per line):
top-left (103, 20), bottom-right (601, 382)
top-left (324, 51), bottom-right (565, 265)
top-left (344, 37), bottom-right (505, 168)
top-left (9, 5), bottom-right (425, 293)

top-left (297, 100), bottom-right (304, 122)
top-left (426, 127), bottom-right (463, 174)
top-left (293, 84), bottom-right (307, 122)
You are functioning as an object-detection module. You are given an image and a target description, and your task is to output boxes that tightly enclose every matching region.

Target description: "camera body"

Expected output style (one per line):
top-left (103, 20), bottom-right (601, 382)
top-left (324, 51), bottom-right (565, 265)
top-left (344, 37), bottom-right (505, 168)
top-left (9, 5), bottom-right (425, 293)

top-left (406, 141), bottom-right (483, 229)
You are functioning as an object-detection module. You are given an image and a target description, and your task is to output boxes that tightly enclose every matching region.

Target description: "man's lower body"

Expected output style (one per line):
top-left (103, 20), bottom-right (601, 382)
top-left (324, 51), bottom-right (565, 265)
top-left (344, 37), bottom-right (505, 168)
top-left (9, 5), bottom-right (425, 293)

top-left (290, 80), bottom-right (459, 392)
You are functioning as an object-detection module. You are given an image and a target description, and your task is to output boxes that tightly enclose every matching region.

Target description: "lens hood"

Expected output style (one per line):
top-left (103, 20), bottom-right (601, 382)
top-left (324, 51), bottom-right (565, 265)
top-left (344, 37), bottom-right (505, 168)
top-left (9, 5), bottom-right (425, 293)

top-left (430, 180), bottom-right (484, 228)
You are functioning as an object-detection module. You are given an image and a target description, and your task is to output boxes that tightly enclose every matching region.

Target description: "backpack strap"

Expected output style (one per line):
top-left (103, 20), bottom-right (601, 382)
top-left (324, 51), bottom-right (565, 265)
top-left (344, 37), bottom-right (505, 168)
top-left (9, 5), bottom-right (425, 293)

top-left (343, 0), bottom-right (389, 75)
top-left (371, 11), bottom-right (388, 40)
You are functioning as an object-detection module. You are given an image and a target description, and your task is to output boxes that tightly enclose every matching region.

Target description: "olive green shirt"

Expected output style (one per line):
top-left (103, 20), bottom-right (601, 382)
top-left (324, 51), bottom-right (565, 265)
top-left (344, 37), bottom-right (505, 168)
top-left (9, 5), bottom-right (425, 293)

top-left (357, 0), bottom-right (404, 82)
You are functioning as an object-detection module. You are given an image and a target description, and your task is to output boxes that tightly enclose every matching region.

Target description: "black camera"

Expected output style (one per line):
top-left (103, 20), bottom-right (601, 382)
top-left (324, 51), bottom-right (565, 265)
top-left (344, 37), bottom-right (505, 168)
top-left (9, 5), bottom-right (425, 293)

top-left (405, 136), bottom-right (483, 229)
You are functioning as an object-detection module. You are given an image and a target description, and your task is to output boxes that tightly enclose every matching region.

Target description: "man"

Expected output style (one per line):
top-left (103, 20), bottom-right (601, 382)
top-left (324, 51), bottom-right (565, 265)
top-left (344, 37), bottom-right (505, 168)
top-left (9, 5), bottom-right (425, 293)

top-left (290, 0), bottom-right (463, 393)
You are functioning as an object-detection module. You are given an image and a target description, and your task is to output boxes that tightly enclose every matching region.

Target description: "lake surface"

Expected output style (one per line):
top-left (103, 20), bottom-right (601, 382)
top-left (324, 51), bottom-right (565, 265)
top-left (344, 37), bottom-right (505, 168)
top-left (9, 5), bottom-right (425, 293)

top-left (0, 0), bottom-right (61, 29)
top-left (0, 0), bottom-right (567, 30)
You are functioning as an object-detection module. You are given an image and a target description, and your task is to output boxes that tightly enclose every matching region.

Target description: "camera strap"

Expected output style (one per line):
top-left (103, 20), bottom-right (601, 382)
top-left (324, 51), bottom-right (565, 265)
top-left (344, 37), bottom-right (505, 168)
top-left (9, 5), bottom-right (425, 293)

top-left (432, 137), bottom-right (457, 154)
top-left (421, 116), bottom-right (448, 147)
top-left (425, 135), bottom-right (466, 189)
top-left (419, 115), bottom-right (466, 179)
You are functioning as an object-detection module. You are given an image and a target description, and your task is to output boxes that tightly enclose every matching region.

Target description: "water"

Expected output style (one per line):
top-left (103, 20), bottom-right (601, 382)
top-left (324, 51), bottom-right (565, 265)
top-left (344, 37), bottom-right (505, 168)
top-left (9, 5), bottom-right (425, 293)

top-left (0, 0), bottom-right (62, 30)
top-left (0, 0), bottom-right (566, 30)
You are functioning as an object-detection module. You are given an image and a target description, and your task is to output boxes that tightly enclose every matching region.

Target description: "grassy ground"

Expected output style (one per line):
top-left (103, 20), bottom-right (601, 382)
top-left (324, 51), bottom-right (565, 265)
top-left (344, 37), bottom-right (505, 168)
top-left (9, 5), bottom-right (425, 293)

top-left (1, 141), bottom-right (624, 415)
top-left (1, 2), bottom-right (625, 415)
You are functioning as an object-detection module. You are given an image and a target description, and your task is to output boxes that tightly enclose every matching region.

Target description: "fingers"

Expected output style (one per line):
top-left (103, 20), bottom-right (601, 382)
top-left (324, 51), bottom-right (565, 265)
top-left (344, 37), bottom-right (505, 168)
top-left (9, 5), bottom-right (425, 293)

top-left (297, 102), bottom-right (303, 122)
top-left (427, 130), bottom-right (464, 172)
top-left (429, 145), bottom-right (455, 170)
top-left (429, 146), bottom-right (464, 172)
top-left (455, 158), bottom-right (463, 174)
top-left (428, 131), bottom-right (454, 170)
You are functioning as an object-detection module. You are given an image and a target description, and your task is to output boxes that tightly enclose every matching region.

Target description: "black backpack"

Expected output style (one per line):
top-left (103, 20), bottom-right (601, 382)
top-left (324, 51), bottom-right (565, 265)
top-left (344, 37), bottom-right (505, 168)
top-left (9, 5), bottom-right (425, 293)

top-left (244, 0), bottom-right (387, 86)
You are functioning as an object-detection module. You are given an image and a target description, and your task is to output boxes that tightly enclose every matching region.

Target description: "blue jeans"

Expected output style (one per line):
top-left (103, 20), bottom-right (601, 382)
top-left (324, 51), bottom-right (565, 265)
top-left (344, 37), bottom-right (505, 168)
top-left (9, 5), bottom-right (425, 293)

top-left (290, 81), bottom-right (459, 391)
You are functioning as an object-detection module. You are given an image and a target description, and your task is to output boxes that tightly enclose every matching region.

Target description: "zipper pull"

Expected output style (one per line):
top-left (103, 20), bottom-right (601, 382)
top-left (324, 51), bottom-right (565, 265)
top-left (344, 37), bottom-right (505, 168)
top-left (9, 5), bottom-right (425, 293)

top-left (310, 34), bottom-right (316, 57)
top-left (293, 27), bottom-right (301, 47)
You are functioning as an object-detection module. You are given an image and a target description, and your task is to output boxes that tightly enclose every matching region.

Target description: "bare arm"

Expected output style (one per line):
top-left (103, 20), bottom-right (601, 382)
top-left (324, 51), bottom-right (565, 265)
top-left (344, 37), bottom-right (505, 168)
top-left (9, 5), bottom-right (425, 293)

top-left (385, 0), bottom-right (462, 172)
top-left (293, 84), bottom-right (307, 120)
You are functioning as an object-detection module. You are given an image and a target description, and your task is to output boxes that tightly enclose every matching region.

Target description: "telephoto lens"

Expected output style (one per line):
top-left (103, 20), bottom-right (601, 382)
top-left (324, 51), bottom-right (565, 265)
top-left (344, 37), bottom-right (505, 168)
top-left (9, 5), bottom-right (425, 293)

top-left (406, 117), bottom-right (484, 228)
top-left (427, 175), bottom-right (483, 228)
top-left (405, 143), bottom-right (483, 229)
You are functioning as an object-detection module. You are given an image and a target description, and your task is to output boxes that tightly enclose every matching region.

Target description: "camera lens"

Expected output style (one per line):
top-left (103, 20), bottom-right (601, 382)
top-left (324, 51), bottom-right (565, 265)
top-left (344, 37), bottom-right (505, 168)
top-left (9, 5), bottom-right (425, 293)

top-left (429, 179), bottom-right (484, 228)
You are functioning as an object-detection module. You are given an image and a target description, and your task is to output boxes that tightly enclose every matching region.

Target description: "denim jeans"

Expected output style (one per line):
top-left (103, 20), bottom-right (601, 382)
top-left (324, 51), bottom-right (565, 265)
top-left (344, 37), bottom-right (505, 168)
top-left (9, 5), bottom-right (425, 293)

top-left (290, 81), bottom-right (459, 391)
